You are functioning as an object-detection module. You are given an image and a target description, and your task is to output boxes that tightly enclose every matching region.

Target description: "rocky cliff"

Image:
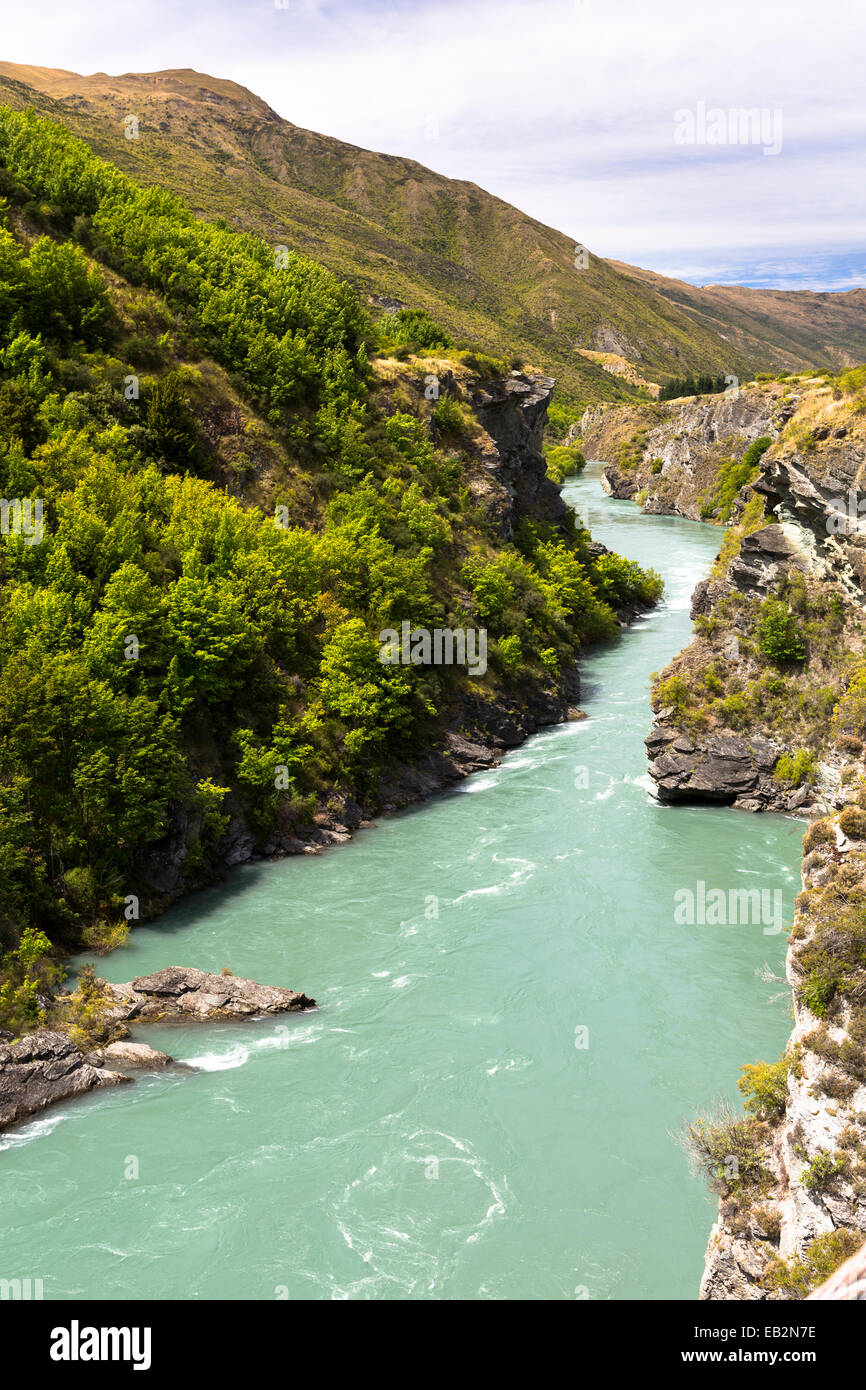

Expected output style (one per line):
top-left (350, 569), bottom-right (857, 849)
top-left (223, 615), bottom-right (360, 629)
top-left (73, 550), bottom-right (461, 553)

top-left (579, 384), bottom-right (785, 521)
top-left (700, 823), bottom-right (866, 1300)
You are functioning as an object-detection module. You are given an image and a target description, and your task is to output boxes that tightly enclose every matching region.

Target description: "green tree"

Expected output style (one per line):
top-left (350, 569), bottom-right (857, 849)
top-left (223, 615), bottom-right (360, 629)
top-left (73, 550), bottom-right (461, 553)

top-left (757, 598), bottom-right (807, 663)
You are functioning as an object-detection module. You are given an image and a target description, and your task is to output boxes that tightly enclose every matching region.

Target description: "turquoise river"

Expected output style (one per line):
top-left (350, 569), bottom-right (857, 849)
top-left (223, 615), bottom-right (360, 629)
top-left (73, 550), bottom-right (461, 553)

top-left (0, 465), bottom-right (804, 1300)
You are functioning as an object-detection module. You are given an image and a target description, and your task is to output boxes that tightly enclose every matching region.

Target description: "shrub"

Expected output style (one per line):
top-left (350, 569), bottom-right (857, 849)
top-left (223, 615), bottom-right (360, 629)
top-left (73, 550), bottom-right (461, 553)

top-left (683, 1102), bottom-right (771, 1194)
top-left (833, 664), bottom-right (866, 736)
top-left (839, 806), bottom-right (866, 840)
top-left (757, 598), bottom-right (807, 663)
top-left (653, 674), bottom-right (690, 716)
top-left (54, 964), bottom-right (121, 1050)
top-left (592, 552), bottom-right (663, 606)
top-left (801, 1150), bottom-right (849, 1192)
top-left (742, 436), bottom-right (773, 470)
top-left (144, 371), bottom-right (204, 471)
top-left (738, 1054), bottom-right (795, 1120)
top-left (703, 438), bottom-right (772, 523)
top-left (379, 308), bottom-right (451, 354)
top-left (431, 395), bottom-right (464, 436)
top-left (715, 691), bottom-right (751, 729)
top-left (802, 819), bottom-right (835, 854)
top-left (762, 1229), bottom-right (863, 1298)
top-left (0, 928), bottom-right (62, 1033)
top-left (494, 635), bottom-right (523, 671)
top-left (774, 748), bottom-right (817, 786)
top-left (545, 442), bottom-right (585, 484)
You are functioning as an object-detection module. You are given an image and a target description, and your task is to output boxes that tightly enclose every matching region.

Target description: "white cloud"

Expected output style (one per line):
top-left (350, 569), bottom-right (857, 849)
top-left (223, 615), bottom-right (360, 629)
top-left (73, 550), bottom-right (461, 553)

top-left (2, 0), bottom-right (864, 286)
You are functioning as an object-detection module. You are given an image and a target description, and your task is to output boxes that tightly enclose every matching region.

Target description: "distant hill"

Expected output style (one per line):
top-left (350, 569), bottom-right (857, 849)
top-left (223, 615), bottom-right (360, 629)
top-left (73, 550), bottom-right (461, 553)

top-left (1, 61), bottom-right (864, 402)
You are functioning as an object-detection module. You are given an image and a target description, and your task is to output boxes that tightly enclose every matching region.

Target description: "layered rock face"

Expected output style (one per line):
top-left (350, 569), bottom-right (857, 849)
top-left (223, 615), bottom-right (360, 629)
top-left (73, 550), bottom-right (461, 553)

top-left (645, 726), bottom-right (788, 810)
top-left (0, 1030), bottom-right (128, 1131)
top-left (754, 433), bottom-right (866, 604)
top-left (471, 372), bottom-right (569, 538)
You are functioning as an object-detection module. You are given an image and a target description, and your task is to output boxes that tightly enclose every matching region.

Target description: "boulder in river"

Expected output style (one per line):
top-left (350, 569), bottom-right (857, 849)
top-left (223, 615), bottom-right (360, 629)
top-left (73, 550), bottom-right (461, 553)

top-left (85, 1040), bottom-right (173, 1070)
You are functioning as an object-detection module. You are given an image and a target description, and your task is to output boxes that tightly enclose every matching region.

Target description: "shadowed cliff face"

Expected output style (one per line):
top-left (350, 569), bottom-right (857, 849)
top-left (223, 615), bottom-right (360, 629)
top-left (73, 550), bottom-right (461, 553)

top-left (472, 373), bottom-right (568, 539)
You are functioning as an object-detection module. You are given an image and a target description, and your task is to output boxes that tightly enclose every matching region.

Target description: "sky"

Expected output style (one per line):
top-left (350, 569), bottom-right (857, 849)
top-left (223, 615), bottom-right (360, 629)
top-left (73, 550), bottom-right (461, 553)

top-left (2, 0), bottom-right (865, 290)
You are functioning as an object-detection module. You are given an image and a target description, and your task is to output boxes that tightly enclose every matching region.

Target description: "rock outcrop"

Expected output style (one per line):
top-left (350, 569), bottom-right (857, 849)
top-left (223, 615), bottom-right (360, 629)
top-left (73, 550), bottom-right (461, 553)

top-left (0, 1029), bottom-right (128, 1131)
top-left (85, 1040), bottom-right (173, 1070)
top-left (102, 967), bottom-right (315, 1024)
top-left (0, 969), bottom-right (315, 1132)
top-left (645, 727), bottom-right (788, 810)
top-left (471, 372), bottom-right (569, 538)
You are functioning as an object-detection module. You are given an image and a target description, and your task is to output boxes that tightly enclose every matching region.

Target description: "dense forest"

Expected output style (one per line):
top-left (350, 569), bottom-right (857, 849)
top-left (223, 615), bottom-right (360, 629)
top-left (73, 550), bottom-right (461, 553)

top-left (0, 108), bottom-right (662, 1032)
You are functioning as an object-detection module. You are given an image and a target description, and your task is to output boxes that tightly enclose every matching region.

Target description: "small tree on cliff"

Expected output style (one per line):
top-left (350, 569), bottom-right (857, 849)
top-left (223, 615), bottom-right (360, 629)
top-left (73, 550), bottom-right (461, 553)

top-left (757, 599), bottom-right (807, 664)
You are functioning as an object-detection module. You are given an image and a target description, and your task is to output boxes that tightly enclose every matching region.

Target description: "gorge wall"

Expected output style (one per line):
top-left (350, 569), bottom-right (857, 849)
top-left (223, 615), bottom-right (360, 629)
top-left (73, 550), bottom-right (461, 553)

top-left (578, 370), bottom-right (866, 1298)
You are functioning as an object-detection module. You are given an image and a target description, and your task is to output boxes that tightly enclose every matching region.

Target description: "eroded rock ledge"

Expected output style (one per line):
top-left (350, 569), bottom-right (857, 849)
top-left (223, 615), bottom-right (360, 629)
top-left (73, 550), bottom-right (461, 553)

top-left (645, 726), bottom-right (787, 811)
top-left (0, 968), bottom-right (315, 1133)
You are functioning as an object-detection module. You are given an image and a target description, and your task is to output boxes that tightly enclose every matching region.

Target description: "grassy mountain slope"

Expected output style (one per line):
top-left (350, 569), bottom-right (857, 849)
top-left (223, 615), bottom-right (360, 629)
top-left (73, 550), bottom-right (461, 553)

top-left (2, 63), bottom-right (862, 406)
top-left (611, 261), bottom-right (866, 374)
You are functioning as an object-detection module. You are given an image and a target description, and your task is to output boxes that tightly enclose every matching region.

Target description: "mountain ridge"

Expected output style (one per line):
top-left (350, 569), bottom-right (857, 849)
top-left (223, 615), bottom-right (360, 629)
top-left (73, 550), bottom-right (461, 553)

top-left (2, 60), bottom-right (864, 403)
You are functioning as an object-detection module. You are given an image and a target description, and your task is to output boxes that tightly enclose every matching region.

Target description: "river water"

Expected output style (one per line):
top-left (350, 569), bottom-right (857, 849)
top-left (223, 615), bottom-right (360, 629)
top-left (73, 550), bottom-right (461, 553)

top-left (0, 466), bottom-right (803, 1300)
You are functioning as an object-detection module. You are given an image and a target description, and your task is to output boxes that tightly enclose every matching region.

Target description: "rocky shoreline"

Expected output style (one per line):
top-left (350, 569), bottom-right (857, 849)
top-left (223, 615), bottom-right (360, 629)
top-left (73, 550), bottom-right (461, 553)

top-left (0, 968), bottom-right (315, 1135)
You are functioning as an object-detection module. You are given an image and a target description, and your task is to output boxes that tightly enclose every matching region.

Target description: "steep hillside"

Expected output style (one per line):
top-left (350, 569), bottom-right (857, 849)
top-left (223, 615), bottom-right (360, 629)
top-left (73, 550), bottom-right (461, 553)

top-left (2, 63), bottom-right (863, 409)
top-left (0, 107), bottom-right (663, 1034)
